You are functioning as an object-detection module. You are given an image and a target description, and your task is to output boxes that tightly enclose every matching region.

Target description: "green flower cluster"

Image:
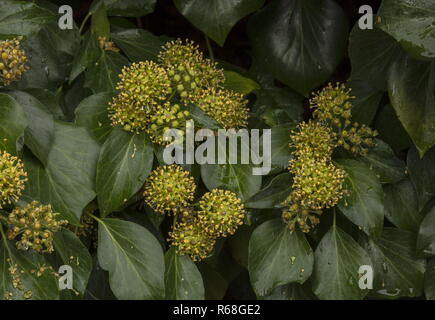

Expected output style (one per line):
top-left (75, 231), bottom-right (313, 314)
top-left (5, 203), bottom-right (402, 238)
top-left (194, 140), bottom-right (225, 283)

top-left (108, 39), bottom-right (249, 144)
top-left (0, 37), bottom-right (28, 86)
top-left (143, 165), bottom-right (196, 214)
top-left (6, 201), bottom-right (68, 253)
top-left (310, 83), bottom-right (378, 156)
top-left (0, 150), bottom-right (27, 208)
top-left (282, 83), bottom-right (377, 233)
top-left (143, 165), bottom-right (245, 261)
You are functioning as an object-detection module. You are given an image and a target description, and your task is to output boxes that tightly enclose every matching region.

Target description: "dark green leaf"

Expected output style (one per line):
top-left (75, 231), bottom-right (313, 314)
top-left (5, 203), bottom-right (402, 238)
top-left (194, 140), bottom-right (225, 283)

top-left (96, 128), bottom-right (154, 217)
top-left (0, 239), bottom-right (59, 300)
top-left (8, 91), bottom-right (55, 166)
top-left (387, 55), bottom-right (435, 157)
top-left (248, 0), bottom-right (348, 96)
top-left (378, 0), bottom-right (435, 60)
top-left (0, 0), bottom-right (55, 37)
top-left (0, 94), bottom-right (27, 154)
top-left (263, 282), bottom-right (317, 300)
top-left (85, 51), bottom-right (129, 93)
top-left (312, 225), bottom-right (371, 300)
top-left (164, 247), bottom-right (204, 300)
top-left (69, 32), bottom-right (101, 82)
top-left (53, 229), bottom-right (92, 295)
top-left (75, 92), bottom-right (113, 143)
top-left (245, 173), bottom-right (291, 209)
top-left (363, 228), bottom-right (425, 299)
top-left (248, 219), bottom-right (313, 296)
top-left (111, 29), bottom-right (167, 62)
top-left (174, 0), bottom-right (265, 46)
top-left (407, 146), bottom-right (435, 210)
top-left (347, 79), bottom-right (383, 125)
top-left (336, 159), bottom-right (385, 237)
top-left (384, 179), bottom-right (422, 233)
top-left (23, 122), bottom-right (100, 225)
top-left (91, 4), bottom-right (110, 39)
top-left (417, 206), bottom-right (435, 256)
top-left (97, 0), bottom-right (156, 17)
top-left (361, 140), bottom-right (407, 184)
top-left (97, 218), bottom-right (165, 299)
top-left (222, 71), bottom-right (260, 95)
top-left (269, 125), bottom-right (293, 170)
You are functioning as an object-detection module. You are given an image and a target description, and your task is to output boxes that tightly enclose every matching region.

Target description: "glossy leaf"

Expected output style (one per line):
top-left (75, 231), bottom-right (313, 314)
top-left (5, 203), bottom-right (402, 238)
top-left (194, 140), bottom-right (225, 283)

top-left (248, 0), bottom-right (348, 96)
top-left (336, 159), bottom-right (384, 237)
top-left (96, 128), bottom-right (154, 217)
top-left (174, 0), bottom-right (265, 46)
top-left (417, 206), bottom-right (435, 256)
top-left (222, 71), bottom-right (260, 95)
top-left (97, 218), bottom-right (165, 299)
top-left (425, 258), bottom-right (435, 300)
top-left (245, 173), bottom-right (291, 209)
top-left (248, 219), bottom-right (313, 297)
top-left (312, 225), bottom-right (371, 300)
top-left (0, 94), bottom-right (27, 154)
top-left (378, 0), bottom-right (435, 59)
top-left (164, 247), bottom-right (204, 300)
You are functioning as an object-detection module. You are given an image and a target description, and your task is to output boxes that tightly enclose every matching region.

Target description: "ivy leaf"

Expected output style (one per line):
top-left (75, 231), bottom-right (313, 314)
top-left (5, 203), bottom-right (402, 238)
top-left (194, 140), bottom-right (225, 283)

top-left (363, 228), bottom-right (426, 299)
top-left (0, 0), bottom-right (55, 37)
top-left (336, 159), bottom-right (385, 237)
top-left (53, 229), bottom-right (93, 296)
top-left (0, 94), bottom-right (27, 154)
top-left (248, 0), bottom-right (348, 96)
top-left (174, 0), bottom-right (265, 46)
top-left (248, 219), bottom-right (313, 297)
top-left (94, 0), bottom-right (156, 17)
top-left (0, 239), bottom-right (59, 300)
top-left (97, 218), bottom-right (165, 299)
top-left (222, 71), bottom-right (260, 95)
top-left (91, 3), bottom-right (110, 39)
top-left (245, 173), bottom-right (291, 209)
top-left (346, 80), bottom-right (383, 126)
top-left (269, 125), bottom-right (294, 171)
top-left (425, 258), bottom-right (435, 300)
top-left (378, 0), bottom-right (435, 60)
top-left (74, 92), bottom-right (114, 143)
top-left (384, 179), bottom-right (422, 233)
top-left (96, 128), bottom-right (154, 217)
top-left (164, 247), bottom-right (204, 300)
top-left (348, 25), bottom-right (401, 91)
top-left (69, 32), bottom-right (101, 82)
top-left (417, 206), bottom-right (435, 257)
top-left (23, 122), bottom-right (100, 225)
top-left (263, 282), bottom-right (317, 300)
top-left (312, 225), bottom-right (371, 300)
top-left (111, 29), bottom-right (168, 62)
top-left (85, 51), bottom-right (129, 93)
top-left (361, 140), bottom-right (407, 184)
top-left (388, 55), bottom-right (435, 157)
top-left (407, 146), bottom-right (435, 210)
top-left (8, 91), bottom-right (55, 166)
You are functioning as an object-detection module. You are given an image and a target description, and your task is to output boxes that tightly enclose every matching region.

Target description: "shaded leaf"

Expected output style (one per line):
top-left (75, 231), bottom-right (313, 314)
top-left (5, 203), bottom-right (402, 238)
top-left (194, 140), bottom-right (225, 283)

top-left (417, 206), bottom-right (435, 256)
top-left (245, 173), bottom-right (291, 209)
top-left (0, 93), bottom-right (27, 154)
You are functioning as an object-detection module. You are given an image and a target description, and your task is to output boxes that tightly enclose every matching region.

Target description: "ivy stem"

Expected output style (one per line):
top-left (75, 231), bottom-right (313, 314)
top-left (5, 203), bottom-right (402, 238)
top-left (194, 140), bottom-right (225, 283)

top-left (79, 12), bottom-right (92, 34)
top-left (333, 207), bottom-right (337, 230)
top-left (205, 35), bottom-right (214, 61)
top-left (88, 212), bottom-right (103, 224)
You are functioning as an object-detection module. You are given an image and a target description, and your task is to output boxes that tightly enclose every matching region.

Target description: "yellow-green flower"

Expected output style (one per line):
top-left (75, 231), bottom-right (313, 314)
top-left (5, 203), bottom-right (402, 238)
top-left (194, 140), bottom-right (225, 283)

top-left (193, 88), bottom-right (249, 129)
top-left (145, 102), bottom-right (191, 145)
top-left (0, 37), bottom-right (28, 86)
top-left (196, 189), bottom-right (245, 237)
top-left (158, 39), bottom-right (224, 100)
top-left (143, 165), bottom-right (196, 214)
top-left (0, 151), bottom-right (27, 208)
top-left (281, 199), bottom-right (321, 233)
top-left (168, 220), bottom-right (216, 261)
top-left (6, 201), bottom-right (67, 253)
top-left (108, 94), bottom-right (152, 133)
top-left (291, 121), bottom-right (336, 160)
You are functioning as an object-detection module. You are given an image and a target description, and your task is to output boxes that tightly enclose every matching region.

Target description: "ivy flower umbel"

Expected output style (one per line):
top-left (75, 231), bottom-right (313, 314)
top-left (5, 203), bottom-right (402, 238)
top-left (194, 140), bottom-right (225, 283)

top-left (310, 83), bottom-right (378, 156)
top-left (108, 61), bottom-right (172, 133)
top-left (196, 189), bottom-right (245, 238)
top-left (168, 220), bottom-right (216, 262)
top-left (6, 201), bottom-right (68, 253)
top-left (146, 102), bottom-right (191, 145)
top-left (0, 151), bottom-right (27, 208)
top-left (0, 37), bottom-right (28, 86)
top-left (158, 39), bottom-right (224, 100)
top-left (193, 88), bottom-right (249, 129)
top-left (143, 165), bottom-right (196, 214)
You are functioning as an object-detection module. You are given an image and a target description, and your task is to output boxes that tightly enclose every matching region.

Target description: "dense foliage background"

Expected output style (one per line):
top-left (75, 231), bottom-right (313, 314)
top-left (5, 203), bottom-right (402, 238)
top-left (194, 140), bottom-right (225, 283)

top-left (0, 0), bottom-right (434, 300)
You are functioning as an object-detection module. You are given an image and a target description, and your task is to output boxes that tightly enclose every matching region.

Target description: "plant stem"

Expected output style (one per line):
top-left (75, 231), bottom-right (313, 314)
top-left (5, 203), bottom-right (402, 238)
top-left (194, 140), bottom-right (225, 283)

top-left (79, 12), bottom-right (92, 34)
top-left (88, 212), bottom-right (103, 224)
top-left (205, 35), bottom-right (214, 61)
